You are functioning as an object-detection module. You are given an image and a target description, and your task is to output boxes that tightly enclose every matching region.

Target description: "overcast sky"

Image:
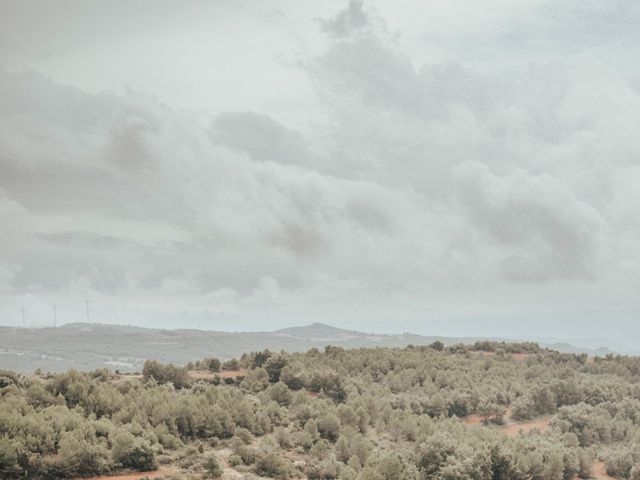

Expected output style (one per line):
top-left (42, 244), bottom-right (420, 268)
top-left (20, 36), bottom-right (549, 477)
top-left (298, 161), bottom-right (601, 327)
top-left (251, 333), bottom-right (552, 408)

top-left (1, 1), bottom-right (640, 347)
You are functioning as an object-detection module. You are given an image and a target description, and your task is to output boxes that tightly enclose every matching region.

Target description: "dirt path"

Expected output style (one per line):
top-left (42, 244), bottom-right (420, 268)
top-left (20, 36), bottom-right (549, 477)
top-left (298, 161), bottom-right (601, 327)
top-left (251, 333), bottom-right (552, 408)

top-left (462, 414), bottom-right (484, 426)
top-left (214, 447), bottom-right (246, 479)
top-left (117, 368), bottom-right (248, 382)
top-left (188, 369), bottom-right (216, 380)
top-left (188, 368), bottom-right (247, 381)
top-left (461, 409), bottom-right (551, 436)
top-left (472, 351), bottom-right (533, 361)
top-left (79, 469), bottom-right (169, 480)
top-left (219, 368), bottom-right (246, 379)
top-left (591, 461), bottom-right (617, 480)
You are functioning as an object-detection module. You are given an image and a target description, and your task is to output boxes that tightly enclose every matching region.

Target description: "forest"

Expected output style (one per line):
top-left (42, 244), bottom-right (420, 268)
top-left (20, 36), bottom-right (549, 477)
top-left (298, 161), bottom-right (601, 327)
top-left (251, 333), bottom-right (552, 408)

top-left (2, 341), bottom-right (640, 479)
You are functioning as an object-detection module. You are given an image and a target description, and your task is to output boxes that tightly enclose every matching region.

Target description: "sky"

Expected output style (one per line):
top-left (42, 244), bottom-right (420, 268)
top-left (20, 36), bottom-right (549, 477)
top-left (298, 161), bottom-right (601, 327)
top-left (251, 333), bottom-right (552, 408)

top-left (1, 0), bottom-right (640, 347)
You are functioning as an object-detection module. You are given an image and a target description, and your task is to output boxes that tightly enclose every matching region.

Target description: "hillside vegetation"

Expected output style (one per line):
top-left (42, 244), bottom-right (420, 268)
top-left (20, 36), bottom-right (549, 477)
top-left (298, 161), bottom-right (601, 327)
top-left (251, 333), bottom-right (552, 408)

top-left (1, 342), bottom-right (640, 479)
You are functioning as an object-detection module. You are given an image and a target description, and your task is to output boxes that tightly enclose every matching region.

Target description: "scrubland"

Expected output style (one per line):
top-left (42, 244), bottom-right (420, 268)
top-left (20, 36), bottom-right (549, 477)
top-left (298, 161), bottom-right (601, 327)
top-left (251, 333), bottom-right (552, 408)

top-left (1, 341), bottom-right (640, 479)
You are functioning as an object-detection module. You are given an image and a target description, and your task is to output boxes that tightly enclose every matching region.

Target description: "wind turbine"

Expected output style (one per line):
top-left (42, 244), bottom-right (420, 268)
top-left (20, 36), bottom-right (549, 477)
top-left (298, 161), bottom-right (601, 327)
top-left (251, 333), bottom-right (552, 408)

top-left (20, 305), bottom-right (25, 329)
top-left (53, 303), bottom-right (57, 328)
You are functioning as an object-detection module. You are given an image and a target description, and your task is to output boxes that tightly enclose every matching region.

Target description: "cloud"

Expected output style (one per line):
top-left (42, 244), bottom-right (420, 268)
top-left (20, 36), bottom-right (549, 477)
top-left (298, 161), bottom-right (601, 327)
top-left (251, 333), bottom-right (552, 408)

top-left (502, 1), bottom-right (640, 55)
top-left (452, 161), bottom-right (603, 281)
top-left (318, 0), bottom-right (370, 37)
top-left (209, 111), bottom-right (312, 166)
top-left (0, 2), bottom-right (640, 338)
top-left (0, 69), bottom-right (115, 128)
top-left (0, 70), bottom-right (442, 298)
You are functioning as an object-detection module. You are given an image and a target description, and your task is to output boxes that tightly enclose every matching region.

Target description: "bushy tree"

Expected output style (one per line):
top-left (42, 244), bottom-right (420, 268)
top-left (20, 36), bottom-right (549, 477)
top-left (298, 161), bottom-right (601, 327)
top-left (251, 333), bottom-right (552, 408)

top-left (142, 360), bottom-right (191, 389)
top-left (111, 431), bottom-right (155, 471)
top-left (265, 355), bottom-right (288, 383)
top-left (0, 437), bottom-right (21, 477)
top-left (203, 357), bottom-right (221, 373)
top-left (203, 454), bottom-right (223, 478)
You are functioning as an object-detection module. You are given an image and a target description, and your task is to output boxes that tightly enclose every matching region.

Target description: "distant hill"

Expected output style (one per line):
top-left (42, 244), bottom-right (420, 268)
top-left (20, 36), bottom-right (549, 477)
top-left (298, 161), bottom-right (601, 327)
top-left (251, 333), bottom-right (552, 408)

top-left (0, 322), bottom-right (615, 373)
top-left (274, 322), bottom-right (366, 339)
top-left (545, 342), bottom-right (613, 357)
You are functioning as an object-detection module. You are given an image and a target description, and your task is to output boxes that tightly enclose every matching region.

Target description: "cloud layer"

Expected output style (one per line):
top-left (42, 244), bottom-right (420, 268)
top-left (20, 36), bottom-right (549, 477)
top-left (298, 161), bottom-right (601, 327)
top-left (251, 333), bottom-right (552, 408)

top-left (1, 1), bottom-right (640, 345)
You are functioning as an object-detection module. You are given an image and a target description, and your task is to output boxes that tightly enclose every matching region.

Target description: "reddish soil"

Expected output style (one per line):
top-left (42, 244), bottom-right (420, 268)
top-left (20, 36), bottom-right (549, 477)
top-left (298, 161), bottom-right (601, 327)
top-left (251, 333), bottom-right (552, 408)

top-left (219, 368), bottom-right (247, 379)
top-left (188, 368), bottom-right (247, 381)
top-left (462, 406), bottom-right (510, 427)
top-left (511, 353), bottom-right (533, 361)
top-left (591, 461), bottom-right (617, 480)
top-left (462, 414), bottom-right (484, 426)
top-left (117, 373), bottom-right (143, 380)
top-left (79, 469), bottom-right (169, 480)
top-left (117, 369), bottom-right (248, 382)
top-left (499, 417), bottom-right (551, 436)
top-left (188, 370), bottom-right (217, 380)
top-left (475, 351), bottom-right (496, 356)
top-left (473, 351), bottom-right (532, 361)
top-left (462, 407), bottom-right (551, 436)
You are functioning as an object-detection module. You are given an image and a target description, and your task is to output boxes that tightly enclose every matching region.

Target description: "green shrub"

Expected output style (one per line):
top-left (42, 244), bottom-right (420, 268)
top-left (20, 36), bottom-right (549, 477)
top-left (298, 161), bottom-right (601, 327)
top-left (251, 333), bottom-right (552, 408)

top-left (254, 449), bottom-right (291, 479)
top-left (111, 431), bottom-right (156, 471)
top-left (203, 454), bottom-right (223, 478)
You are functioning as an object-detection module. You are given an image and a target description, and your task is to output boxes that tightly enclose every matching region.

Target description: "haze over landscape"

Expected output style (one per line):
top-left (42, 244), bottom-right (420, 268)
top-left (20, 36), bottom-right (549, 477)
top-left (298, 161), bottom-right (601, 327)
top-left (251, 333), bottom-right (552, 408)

top-left (2, 1), bottom-right (640, 343)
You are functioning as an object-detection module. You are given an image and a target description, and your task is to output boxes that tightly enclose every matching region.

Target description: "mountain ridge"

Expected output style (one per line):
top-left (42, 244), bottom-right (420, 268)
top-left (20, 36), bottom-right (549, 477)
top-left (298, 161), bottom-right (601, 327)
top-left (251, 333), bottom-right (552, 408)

top-left (0, 321), bottom-right (616, 374)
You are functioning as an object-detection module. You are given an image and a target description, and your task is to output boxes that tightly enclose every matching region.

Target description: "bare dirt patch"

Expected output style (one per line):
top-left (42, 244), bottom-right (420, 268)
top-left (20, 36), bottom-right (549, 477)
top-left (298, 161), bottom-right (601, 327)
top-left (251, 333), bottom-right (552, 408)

top-left (462, 414), bottom-right (484, 426)
top-left (500, 416), bottom-right (551, 436)
top-left (116, 373), bottom-right (143, 380)
top-left (219, 368), bottom-right (247, 379)
top-left (591, 461), bottom-right (617, 480)
top-left (511, 353), bottom-right (533, 361)
top-left (472, 351), bottom-right (533, 361)
top-left (215, 447), bottom-right (255, 479)
top-left (461, 407), bottom-right (551, 436)
top-left (188, 369), bottom-right (217, 380)
top-left (79, 469), bottom-right (169, 480)
top-left (188, 368), bottom-right (247, 381)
